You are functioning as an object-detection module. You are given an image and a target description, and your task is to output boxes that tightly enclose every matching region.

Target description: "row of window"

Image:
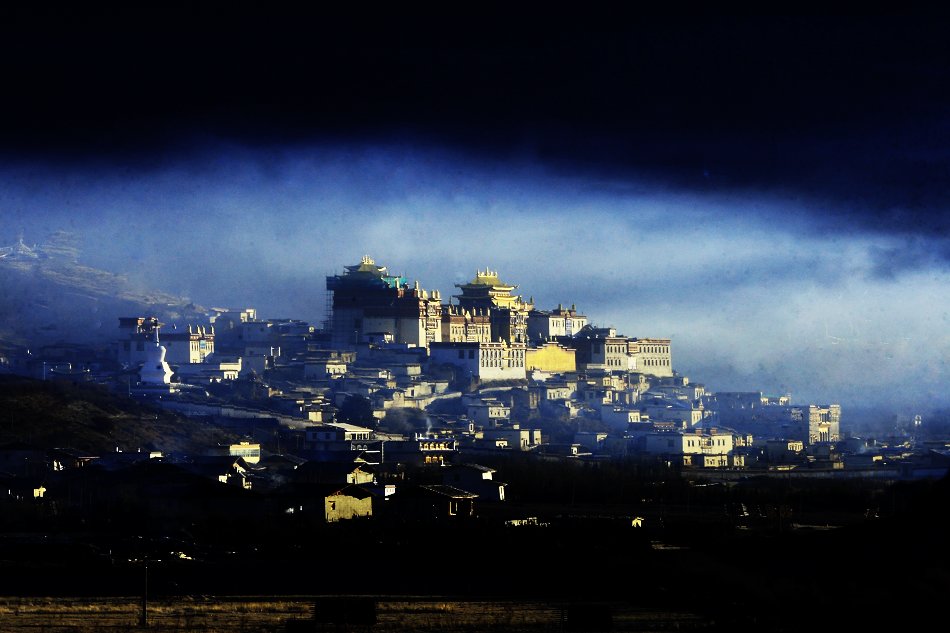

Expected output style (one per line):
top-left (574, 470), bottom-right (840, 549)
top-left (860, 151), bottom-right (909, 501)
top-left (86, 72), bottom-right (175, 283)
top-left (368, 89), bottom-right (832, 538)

top-left (420, 442), bottom-right (453, 450)
top-left (684, 438), bottom-right (729, 447)
top-left (480, 357), bottom-right (525, 368)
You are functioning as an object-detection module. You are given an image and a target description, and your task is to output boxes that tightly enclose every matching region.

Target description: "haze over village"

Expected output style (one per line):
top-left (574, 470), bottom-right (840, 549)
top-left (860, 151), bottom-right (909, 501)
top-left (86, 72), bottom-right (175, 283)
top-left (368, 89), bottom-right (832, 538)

top-left (1, 233), bottom-right (945, 475)
top-left (3, 132), bottom-right (947, 421)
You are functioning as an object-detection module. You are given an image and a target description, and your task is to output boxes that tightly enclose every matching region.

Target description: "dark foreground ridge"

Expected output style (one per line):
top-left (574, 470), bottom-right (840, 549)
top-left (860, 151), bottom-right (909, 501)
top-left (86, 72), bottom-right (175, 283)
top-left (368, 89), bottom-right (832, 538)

top-left (1, 491), bottom-right (949, 632)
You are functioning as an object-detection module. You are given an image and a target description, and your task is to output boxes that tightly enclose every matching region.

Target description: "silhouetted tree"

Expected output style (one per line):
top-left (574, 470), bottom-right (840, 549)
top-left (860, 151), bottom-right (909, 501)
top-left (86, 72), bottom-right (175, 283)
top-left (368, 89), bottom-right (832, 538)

top-left (378, 407), bottom-right (427, 435)
top-left (336, 395), bottom-right (375, 426)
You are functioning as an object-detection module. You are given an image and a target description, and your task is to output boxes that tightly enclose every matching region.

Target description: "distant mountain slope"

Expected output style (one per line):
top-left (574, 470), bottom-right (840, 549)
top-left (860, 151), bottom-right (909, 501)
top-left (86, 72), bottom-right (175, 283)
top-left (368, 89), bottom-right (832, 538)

top-left (0, 231), bottom-right (208, 346)
top-left (0, 375), bottom-right (244, 455)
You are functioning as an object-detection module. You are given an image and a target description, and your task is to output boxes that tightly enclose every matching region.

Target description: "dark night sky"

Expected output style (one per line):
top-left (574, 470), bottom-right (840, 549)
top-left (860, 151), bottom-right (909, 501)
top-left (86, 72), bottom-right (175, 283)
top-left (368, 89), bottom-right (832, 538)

top-left (4, 10), bottom-right (950, 227)
top-left (1, 8), bottom-right (948, 413)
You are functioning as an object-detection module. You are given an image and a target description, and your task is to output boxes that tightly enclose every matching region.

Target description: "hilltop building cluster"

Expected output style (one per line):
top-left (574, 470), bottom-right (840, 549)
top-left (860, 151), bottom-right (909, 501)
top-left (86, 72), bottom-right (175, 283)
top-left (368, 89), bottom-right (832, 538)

top-left (3, 253), bottom-right (947, 528)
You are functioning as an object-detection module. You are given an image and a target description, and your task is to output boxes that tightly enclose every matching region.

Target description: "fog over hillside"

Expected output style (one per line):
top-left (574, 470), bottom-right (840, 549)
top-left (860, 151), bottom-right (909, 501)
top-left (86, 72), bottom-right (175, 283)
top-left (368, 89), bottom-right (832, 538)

top-left (0, 231), bottom-right (206, 346)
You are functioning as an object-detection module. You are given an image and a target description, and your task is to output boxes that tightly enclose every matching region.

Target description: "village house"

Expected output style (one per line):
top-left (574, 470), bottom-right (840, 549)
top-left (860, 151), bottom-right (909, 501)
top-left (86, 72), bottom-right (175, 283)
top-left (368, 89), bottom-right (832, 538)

top-left (441, 463), bottom-right (507, 502)
top-left (179, 455), bottom-right (256, 490)
top-left (393, 484), bottom-right (478, 520)
top-left (478, 425), bottom-right (542, 451)
top-left (277, 482), bottom-right (375, 523)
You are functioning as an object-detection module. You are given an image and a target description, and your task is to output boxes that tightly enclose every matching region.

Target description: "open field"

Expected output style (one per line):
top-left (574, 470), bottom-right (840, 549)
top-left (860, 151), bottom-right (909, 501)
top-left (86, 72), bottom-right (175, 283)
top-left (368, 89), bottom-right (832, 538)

top-left (0, 596), bottom-right (710, 632)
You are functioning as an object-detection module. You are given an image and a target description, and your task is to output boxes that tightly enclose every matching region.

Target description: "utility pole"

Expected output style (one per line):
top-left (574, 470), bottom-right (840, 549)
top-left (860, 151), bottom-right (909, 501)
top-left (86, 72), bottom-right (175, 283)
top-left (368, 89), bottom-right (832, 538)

top-left (140, 558), bottom-right (148, 628)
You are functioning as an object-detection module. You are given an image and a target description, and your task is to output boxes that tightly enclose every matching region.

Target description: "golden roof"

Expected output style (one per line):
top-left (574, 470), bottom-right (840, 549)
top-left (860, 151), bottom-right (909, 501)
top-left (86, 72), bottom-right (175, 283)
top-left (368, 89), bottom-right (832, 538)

top-left (466, 268), bottom-right (513, 288)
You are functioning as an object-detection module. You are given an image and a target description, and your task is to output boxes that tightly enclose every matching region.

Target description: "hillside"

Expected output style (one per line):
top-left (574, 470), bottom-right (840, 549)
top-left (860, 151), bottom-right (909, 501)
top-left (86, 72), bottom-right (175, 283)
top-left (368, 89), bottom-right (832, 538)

top-left (0, 375), bottom-right (244, 455)
top-left (0, 231), bottom-right (208, 347)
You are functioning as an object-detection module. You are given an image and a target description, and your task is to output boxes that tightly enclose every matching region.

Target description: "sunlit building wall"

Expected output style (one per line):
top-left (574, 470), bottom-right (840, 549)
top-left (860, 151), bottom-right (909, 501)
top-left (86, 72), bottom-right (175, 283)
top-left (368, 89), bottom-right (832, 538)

top-left (453, 268), bottom-right (533, 344)
top-left (807, 404), bottom-right (841, 444)
top-left (527, 303), bottom-right (588, 341)
top-left (428, 340), bottom-right (527, 381)
top-left (441, 305), bottom-right (492, 343)
top-left (525, 341), bottom-right (576, 373)
top-left (117, 317), bottom-right (214, 367)
top-left (628, 338), bottom-right (673, 378)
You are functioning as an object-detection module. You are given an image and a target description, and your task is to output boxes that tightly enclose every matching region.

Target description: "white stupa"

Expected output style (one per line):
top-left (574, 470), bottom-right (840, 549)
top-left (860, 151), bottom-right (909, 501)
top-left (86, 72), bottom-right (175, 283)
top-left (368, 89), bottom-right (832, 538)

top-left (138, 327), bottom-right (175, 388)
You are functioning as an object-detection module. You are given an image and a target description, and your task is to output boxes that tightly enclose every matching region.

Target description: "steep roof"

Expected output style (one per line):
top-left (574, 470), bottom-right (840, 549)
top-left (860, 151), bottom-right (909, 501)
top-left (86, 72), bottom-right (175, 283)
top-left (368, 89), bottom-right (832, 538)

top-left (417, 484), bottom-right (479, 499)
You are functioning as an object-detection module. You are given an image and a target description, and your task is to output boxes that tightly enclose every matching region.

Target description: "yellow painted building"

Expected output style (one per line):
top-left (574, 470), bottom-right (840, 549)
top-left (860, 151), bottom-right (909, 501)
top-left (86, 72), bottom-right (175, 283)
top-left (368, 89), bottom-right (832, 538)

top-left (525, 341), bottom-right (577, 373)
top-left (325, 487), bottom-right (374, 522)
